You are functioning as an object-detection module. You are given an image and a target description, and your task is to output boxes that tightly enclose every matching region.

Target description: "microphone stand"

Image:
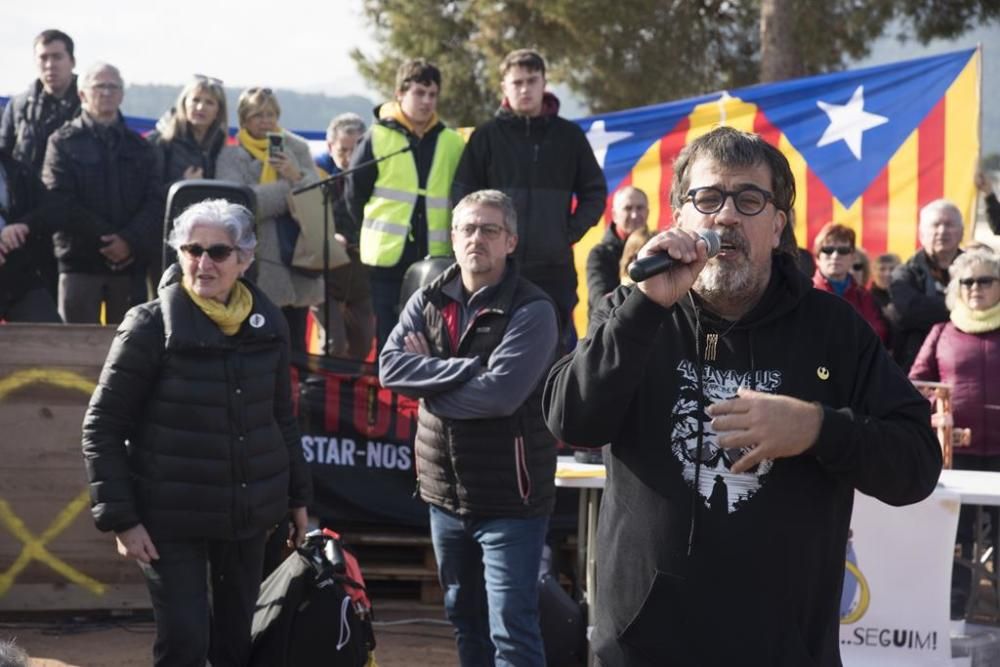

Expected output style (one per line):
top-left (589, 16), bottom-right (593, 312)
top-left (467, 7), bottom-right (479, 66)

top-left (293, 143), bottom-right (412, 357)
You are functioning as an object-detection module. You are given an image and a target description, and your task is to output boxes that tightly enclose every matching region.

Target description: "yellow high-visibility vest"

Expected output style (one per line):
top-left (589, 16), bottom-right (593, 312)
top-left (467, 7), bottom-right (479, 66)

top-left (360, 124), bottom-right (465, 267)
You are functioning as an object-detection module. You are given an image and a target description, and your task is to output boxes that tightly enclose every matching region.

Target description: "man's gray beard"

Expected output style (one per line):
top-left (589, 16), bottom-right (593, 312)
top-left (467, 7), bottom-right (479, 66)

top-left (693, 260), bottom-right (766, 307)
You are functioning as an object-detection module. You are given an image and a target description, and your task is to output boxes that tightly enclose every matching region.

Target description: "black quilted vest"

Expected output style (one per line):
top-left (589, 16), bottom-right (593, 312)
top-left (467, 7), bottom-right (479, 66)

top-left (415, 262), bottom-right (557, 517)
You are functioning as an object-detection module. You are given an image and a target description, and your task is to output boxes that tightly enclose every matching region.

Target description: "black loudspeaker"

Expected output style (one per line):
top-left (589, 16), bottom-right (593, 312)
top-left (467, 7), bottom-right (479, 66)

top-left (398, 256), bottom-right (454, 309)
top-left (539, 573), bottom-right (587, 667)
top-left (161, 179), bottom-right (257, 271)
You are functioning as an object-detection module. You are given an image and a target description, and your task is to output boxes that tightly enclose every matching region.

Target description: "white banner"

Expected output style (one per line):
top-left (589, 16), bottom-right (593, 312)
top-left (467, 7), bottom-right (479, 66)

top-left (840, 487), bottom-right (960, 666)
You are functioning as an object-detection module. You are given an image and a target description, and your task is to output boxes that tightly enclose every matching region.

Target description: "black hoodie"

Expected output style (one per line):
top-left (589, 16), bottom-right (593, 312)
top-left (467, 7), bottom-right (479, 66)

top-left (543, 253), bottom-right (941, 666)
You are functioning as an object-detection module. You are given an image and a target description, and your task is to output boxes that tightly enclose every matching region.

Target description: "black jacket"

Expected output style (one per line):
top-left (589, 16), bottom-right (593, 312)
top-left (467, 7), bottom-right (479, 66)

top-left (0, 151), bottom-right (63, 315)
top-left (887, 248), bottom-right (954, 372)
top-left (147, 122), bottom-right (226, 187)
top-left (585, 223), bottom-right (625, 319)
top-left (451, 95), bottom-right (607, 307)
top-left (414, 262), bottom-right (556, 518)
top-left (543, 254), bottom-right (941, 666)
top-left (0, 77), bottom-right (80, 176)
top-left (41, 111), bottom-right (161, 274)
top-left (82, 265), bottom-right (312, 541)
top-left (346, 105), bottom-right (453, 280)
top-left (987, 192), bottom-right (1000, 235)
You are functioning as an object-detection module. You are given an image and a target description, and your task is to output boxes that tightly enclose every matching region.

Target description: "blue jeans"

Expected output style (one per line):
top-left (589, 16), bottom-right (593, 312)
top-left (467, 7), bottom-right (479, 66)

top-left (429, 505), bottom-right (549, 667)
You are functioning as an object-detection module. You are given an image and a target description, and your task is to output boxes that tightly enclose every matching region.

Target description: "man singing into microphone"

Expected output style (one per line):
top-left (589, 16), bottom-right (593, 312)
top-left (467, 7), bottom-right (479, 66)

top-left (543, 126), bottom-right (941, 666)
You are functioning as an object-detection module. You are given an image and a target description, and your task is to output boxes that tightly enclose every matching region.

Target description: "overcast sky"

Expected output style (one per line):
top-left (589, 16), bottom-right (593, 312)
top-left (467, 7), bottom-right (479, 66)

top-left (2, 2), bottom-right (996, 147)
top-left (0, 0), bottom-right (380, 97)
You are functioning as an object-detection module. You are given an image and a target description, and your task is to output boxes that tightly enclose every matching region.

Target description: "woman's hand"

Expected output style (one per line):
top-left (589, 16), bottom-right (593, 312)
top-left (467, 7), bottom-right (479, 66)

top-left (0, 223), bottom-right (30, 251)
top-left (183, 165), bottom-right (204, 180)
top-left (288, 506), bottom-right (309, 548)
top-left (269, 152), bottom-right (302, 183)
top-left (115, 524), bottom-right (160, 564)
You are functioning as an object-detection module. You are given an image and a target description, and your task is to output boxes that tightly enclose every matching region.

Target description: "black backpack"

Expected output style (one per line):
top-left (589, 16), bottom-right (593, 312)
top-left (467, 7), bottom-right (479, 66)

top-left (250, 531), bottom-right (376, 667)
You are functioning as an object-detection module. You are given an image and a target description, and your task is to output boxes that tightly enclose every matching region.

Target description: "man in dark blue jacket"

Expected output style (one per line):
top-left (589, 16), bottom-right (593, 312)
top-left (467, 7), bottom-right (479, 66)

top-left (42, 62), bottom-right (160, 324)
top-left (544, 126), bottom-right (941, 667)
top-left (380, 190), bottom-right (558, 667)
top-left (451, 49), bottom-right (607, 344)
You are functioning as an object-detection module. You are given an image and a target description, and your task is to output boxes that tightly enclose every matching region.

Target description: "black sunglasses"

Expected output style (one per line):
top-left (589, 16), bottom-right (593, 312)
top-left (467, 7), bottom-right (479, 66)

top-left (179, 243), bottom-right (237, 261)
top-left (852, 263), bottom-right (864, 271)
top-left (247, 86), bottom-right (274, 96)
top-left (958, 276), bottom-right (999, 288)
top-left (684, 185), bottom-right (775, 216)
top-left (193, 73), bottom-right (224, 87)
top-left (819, 245), bottom-right (854, 256)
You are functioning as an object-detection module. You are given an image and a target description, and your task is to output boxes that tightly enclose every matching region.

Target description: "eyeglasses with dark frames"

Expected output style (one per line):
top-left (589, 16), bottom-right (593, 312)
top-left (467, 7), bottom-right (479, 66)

top-left (958, 276), bottom-right (999, 288)
top-left (179, 243), bottom-right (237, 262)
top-left (684, 186), bottom-right (775, 216)
top-left (852, 263), bottom-right (864, 271)
top-left (819, 245), bottom-right (854, 257)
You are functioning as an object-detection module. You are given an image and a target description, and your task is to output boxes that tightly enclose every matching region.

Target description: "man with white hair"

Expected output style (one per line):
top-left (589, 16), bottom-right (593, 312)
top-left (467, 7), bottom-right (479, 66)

top-left (888, 198), bottom-right (964, 371)
top-left (585, 186), bottom-right (650, 320)
top-left (42, 62), bottom-right (160, 323)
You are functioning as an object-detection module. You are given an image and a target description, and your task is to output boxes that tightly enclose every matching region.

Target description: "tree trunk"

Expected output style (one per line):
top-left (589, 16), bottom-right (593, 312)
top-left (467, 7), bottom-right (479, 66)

top-left (760, 0), bottom-right (802, 82)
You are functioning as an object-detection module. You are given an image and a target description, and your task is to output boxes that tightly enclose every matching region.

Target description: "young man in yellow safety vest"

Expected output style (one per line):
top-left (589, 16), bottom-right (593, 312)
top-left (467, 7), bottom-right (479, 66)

top-left (346, 59), bottom-right (465, 354)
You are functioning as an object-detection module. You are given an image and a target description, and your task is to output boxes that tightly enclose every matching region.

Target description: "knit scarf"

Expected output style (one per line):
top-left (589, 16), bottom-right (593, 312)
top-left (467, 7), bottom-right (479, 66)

top-left (237, 128), bottom-right (282, 184)
top-left (950, 300), bottom-right (1000, 334)
top-left (183, 280), bottom-right (254, 336)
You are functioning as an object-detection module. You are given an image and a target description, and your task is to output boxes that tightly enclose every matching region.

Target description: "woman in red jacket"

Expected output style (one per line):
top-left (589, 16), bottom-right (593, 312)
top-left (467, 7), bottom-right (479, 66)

top-left (910, 248), bottom-right (1000, 618)
top-left (811, 222), bottom-right (889, 344)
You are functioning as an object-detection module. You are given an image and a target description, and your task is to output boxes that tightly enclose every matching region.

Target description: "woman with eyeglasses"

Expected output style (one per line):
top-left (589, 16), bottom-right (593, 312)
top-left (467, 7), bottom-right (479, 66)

top-left (217, 87), bottom-right (322, 353)
top-left (811, 222), bottom-right (888, 344)
top-left (82, 199), bottom-right (311, 666)
top-left (909, 248), bottom-right (1000, 618)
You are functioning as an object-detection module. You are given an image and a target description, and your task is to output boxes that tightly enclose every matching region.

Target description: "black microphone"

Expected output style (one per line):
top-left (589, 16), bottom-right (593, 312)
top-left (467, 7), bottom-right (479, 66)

top-left (627, 229), bottom-right (722, 282)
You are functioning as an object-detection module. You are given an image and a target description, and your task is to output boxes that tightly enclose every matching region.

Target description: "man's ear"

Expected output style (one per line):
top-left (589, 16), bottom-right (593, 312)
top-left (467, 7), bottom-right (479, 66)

top-left (772, 209), bottom-right (788, 249)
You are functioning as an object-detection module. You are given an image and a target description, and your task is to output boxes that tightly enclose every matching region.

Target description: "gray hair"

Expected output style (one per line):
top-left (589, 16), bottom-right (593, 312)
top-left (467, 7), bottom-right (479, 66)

top-left (81, 61), bottom-right (123, 89)
top-left (167, 199), bottom-right (256, 262)
top-left (919, 198), bottom-right (963, 230)
top-left (0, 639), bottom-right (30, 667)
top-left (453, 190), bottom-right (517, 234)
top-left (945, 248), bottom-right (1000, 310)
top-left (326, 112), bottom-right (366, 142)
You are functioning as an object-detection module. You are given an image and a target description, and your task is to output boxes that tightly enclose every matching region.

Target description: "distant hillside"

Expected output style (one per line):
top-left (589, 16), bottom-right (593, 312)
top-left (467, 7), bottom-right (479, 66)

top-left (121, 84), bottom-right (374, 135)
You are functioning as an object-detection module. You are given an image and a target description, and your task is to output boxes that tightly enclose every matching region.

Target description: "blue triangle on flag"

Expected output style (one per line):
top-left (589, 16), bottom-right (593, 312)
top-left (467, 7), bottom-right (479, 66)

top-left (737, 49), bottom-right (974, 207)
top-left (574, 93), bottom-right (716, 193)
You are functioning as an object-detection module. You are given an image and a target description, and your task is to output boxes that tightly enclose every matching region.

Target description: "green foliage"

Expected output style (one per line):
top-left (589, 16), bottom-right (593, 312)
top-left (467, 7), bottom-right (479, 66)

top-left (351, 0), bottom-right (996, 121)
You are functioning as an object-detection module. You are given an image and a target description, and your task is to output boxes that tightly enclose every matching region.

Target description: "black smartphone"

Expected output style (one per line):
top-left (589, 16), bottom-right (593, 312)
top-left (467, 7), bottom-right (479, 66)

top-left (267, 132), bottom-right (284, 158)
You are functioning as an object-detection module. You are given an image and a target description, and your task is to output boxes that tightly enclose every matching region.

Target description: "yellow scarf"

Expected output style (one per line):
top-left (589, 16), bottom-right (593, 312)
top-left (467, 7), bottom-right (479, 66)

top-left (183, 280), bottom-right (254, 336)
top-left (950, 300), bottom-right (1000, 334)
top-left (237, 128), bottom-right (283, 184)
top-left (379, 101), bottom-right (437, 138)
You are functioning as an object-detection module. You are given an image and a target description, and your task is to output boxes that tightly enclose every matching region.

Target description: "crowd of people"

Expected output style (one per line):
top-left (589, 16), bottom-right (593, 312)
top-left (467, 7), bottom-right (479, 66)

top-left (2, 26), bottom-right (1000, 667)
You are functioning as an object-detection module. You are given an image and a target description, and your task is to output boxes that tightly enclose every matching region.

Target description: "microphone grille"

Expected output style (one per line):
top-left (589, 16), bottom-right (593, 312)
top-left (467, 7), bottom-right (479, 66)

top-left (699, 229), bottom-right (722, 258)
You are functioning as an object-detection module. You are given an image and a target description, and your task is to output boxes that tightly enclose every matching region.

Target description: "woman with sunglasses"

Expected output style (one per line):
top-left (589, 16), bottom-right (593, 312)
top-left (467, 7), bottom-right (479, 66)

top-left (216, 87), bottom-right (321, 353)
top-left (811, 222), bottom-right (888, 344)
top-left (82, 199), bottom-right (311, 666)
top-left (909, 248), bottom-right (1000, 618)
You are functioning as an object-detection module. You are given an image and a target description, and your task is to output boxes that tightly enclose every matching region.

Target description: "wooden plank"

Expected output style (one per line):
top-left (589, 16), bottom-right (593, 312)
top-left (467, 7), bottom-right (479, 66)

top-left (0, 583), bottom-right (150, 612)
top-left (0, 324), bottom-right (115, 369)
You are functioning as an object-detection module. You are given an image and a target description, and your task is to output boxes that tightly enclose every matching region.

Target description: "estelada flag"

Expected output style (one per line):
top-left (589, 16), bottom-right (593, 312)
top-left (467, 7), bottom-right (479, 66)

top-left (573, 47), bottom-right (981, 334)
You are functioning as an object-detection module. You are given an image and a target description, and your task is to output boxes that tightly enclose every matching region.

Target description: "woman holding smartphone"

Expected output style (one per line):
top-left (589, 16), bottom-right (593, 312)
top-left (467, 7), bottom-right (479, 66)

top-left (216, 87), bottom-right (321, 353)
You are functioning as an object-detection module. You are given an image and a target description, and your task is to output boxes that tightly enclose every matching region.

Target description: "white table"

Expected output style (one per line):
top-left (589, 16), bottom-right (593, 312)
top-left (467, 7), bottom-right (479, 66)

top-left (556, 464), bottom-right (1000, 628)
top-left (938, 470), bottom-right (1000, 622)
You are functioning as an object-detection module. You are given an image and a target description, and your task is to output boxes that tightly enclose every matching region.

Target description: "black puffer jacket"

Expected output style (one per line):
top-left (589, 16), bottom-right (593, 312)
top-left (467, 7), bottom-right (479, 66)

top-left (42, 111), bottom-right (161, 273)
top-left (585, 223), bottom-right (625, 319)
top-left (0, 151), bottom-right (63, 315)
top-left (887, 248), bottom-right (955, 371)
top-left (0, 77), bottom-right (80, 175)
top-left (82, 265), bottom-right (312, 541)
top-left (451, 94), bottom-right (607, 307)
